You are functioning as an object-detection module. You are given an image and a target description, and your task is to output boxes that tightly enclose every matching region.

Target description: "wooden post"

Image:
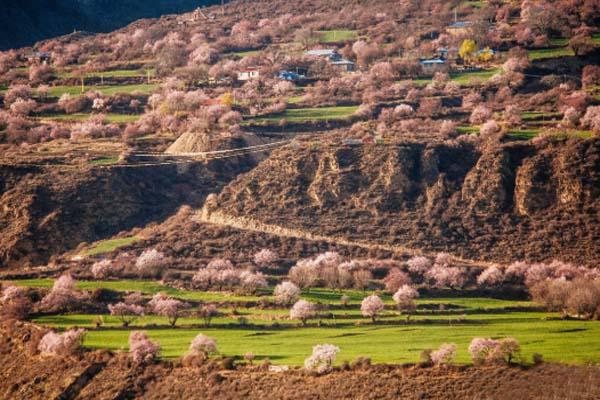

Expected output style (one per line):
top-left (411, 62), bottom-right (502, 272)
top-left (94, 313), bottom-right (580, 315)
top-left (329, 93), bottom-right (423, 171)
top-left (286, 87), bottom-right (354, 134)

top-left (81, 76), bottom-right (85, 93)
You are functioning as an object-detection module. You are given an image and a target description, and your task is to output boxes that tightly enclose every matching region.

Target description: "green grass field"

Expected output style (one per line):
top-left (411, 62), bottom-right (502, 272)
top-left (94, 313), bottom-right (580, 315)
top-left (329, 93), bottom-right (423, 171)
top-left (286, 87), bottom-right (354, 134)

top-left (39, 113), bottom-right (140, 123)
top-left (10, 277), bottom-right (600, 365)
top-left (317, 30), bottom-right (358, 42)
top-left (247, 105), bottom-right (358, 125)
top-left (47, 83), bottom-right (159, 97)
top-left (79, 236), bottom-right (140, 256)
top-left (58, 69), bottom-right (155, 79)
top-left (529, 46), bottom-right (574, 60)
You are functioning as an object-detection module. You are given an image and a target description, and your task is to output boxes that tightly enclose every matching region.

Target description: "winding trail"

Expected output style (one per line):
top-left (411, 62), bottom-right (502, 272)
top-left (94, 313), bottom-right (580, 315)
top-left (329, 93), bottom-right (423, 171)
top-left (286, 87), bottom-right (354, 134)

top-left (194, 209), bottom-right (497, 268)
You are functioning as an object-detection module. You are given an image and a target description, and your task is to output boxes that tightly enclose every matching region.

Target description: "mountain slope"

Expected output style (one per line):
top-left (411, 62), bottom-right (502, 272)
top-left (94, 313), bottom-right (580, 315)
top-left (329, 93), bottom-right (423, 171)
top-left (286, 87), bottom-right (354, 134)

top-left (0, 0), bottom-right (223, 51)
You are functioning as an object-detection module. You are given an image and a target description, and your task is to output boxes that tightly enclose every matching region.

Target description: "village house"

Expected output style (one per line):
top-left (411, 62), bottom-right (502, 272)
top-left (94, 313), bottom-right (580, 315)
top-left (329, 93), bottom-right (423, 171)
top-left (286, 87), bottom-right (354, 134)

top-left (26, 51), bottom-right (51, 65)
top-left (237, 67), bottom-right (260, 81)
top-left (304, 49), bottom-right (355, 72)
top-left (447, 21), bottom-right (472, 36)
top-left (419, 58), bottom-right (447, 74)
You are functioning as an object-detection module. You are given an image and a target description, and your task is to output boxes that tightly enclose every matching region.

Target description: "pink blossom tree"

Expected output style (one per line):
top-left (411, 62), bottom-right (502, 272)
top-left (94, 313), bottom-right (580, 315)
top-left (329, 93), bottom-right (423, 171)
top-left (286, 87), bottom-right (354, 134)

top-left (41, 274), bottom-right (82, 312)
top-left (384, 268), bottom-right (411, 293)
top-left (135, 249), bottom-right (166, 278)
top-left (239, 271), bottom-right (268, 294)
top-left (1, 285), bottom-right (31, 320)
top-left (253, 248), bottom-right (278, 269)
top-left (290, 299), bottom-right (316, 326)
top-left (361, 294), bottom-right (384, 322)
top-left (392, 285), bottom-right (419, 313)
top-left (189, 333), bottom-right (217, 356)
top-left (129, 331), bottom-right (160, 363)
top-left (91, 259), bottom-right (113, 279)
top-left (152, 297), bottom-right (186, 327)
top-left (304, 344), bottom-right (340, 374)
top-left (476, 266), bottom-right (505, 288)
top-left (198, 304), bottom-right (218, 327)
top-left (406, 256), bottom-right (432, 276)
top-left (109, 302), bottom-right (144, 327)
top-left (430, 343), bottom-right (457, 366)
top-left (274, 281), bottom-right (301, 305)
top-left (581, 106), bottom-right (600, 134)
top-left (469, 105), bottom-right (492, 125)
top-left (468, 337), bottom-right (499, 365)
top-left (479, 119), bottom-right (501, 139)
top-left (38, 328), bottom-right (86, 356)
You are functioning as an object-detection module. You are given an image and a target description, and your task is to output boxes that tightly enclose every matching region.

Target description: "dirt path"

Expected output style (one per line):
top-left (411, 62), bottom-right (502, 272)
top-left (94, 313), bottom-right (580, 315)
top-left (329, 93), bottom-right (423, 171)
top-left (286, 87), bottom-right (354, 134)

top-left (194, 209), bottom-right (496, 268)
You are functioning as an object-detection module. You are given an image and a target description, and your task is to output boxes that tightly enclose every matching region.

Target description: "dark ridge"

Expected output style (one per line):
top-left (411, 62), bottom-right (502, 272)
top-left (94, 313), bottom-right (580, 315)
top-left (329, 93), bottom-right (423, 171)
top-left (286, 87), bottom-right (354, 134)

top-left (0, 0), bottom-right (225, 51)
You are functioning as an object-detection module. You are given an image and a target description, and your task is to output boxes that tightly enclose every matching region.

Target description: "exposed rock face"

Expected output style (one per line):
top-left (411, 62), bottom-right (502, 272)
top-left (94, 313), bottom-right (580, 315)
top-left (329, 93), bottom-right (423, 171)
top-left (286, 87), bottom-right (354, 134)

top-left (0, 157), bottom-right (253, 269)
top-left (214, 138), bottom-right (600, 265)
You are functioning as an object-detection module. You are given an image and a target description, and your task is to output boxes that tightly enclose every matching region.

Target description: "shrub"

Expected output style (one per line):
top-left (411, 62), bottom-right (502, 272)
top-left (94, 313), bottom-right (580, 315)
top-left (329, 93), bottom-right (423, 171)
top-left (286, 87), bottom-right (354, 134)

top-left (38, 328), bottom-right (86, 356)
top-left (361, 294), bottom-right (384, 322)
top-left (581, 106), bottom-right (600, 134)
top-left (129, 331), bottom-right (160, 363)
top-left (304, 344), bottom-right (340, 374)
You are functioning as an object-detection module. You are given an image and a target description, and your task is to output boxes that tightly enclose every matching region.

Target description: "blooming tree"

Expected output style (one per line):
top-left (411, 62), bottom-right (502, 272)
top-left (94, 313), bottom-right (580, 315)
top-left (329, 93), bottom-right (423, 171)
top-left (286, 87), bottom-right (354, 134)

top-left (384, 268), bottom-right (411, 293)
top-left (392, 285), bottom-right (419, 312)
top-left (469, 105), bottom-right (492, 124)
top-left (108, 302), bottom-right (144, 327)
top-left (406, 256), bottom-right (432, 275)
top-left (304, 344), bottom-right (340, 374)
top-left (468, 337), bottom-right (499, 365)
top-left (38, 328), bottom-right (86, 356)
top-left (253, 248), bottom-right (278, 269)
top-left (274, 281), bottom-right (301, 305)
top-left (361, 294), bottom-right (384, 322)
top-left (430, 343), bottom-right (457, 366)
top-left (1, 285), bottom-right (31, 320)
top-left (129, 331), bottom-right (160, 363)
top-left (152, 297), bottom-right (185, 327)
top-left (40, 274), bottom-right (82, 312)
top-left (189, 333), bottom-right (217, 356)
top-left (476, 266), bottom-right (505, 288)
top-left (91, 259), bottom-right (113, 279)
top-left (198, 304), bottom-right (218, 327)
top-left (290, 299), bottom-right (316, 326)
top-left (135, 249), bottom-right (166, 278)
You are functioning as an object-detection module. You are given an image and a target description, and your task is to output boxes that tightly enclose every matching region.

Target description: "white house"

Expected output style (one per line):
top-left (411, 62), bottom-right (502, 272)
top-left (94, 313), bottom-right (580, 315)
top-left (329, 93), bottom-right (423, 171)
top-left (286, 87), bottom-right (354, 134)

top-left (237, 68), bottom-right (260, 81)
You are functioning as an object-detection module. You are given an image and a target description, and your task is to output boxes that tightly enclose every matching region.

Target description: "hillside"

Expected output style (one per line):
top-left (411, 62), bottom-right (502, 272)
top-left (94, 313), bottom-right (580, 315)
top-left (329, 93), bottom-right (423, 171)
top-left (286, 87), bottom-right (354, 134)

top-left (209, 137), bottom-right (600, 265)
top-left (0, 0), bottom-right (223, 51)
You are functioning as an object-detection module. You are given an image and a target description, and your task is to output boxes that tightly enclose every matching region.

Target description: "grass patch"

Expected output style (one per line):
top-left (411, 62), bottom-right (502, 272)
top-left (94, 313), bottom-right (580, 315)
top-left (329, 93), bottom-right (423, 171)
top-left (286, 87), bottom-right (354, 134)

top-left (39, 113), bottom-right (140, 123)
top-left (316, 30), bottom-right (358, 42)
top-left (529, 46), bottom-right (574, 60)
top-left (451, 68), bottom-right (500, 85)
top-left (89, 156), bottom-right (120, 166)
top-left (47, 83), bottom-right (159, 97)
top-left (79, 236), bottom-right (140, 256)
top-left (247, 105), bottom-right (358, 124)
top-left (58, 69), bottom-right (155, 79)
top-left (231, 50), bottom-right (262, 58)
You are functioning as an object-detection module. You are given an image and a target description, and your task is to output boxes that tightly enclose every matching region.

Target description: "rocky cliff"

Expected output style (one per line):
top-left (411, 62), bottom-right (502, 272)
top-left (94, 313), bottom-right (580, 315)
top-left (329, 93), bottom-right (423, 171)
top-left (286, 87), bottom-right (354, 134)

top-left (211, 137), bottom-right (600, 265)
top-left (0, 156), bottom-right (252, 269)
